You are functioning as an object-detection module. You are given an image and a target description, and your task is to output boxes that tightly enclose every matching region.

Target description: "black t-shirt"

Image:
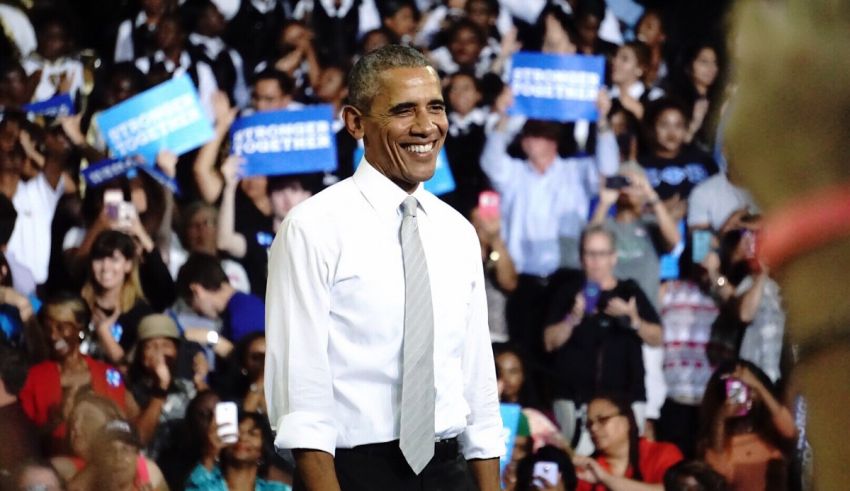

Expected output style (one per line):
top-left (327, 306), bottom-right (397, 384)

top-left (233, 188), bottom-right (274, 298)
top-left (639, 147), bottom-right (719, 200)
top-left (116, 299), bottom-right (155, 354)
top-left (545, 276), bottom-right (661, 405)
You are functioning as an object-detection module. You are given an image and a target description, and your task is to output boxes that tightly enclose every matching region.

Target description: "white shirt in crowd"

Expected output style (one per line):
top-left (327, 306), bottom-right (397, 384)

top-left (687, 172), bottom-right (759, 231)
top-left (21, 54), bottom-right (84, 103)
top-left (265, 159), bottom-right (504, 460)
top-left (134, 50), bottom-right (219, 121)
top-left (7, 173), bottom-right (65, 289)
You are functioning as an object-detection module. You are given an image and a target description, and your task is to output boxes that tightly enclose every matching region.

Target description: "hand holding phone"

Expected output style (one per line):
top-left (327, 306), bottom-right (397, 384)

top-left (532, 461), bottom-right (559, 489)
top-left (478, 191), bottom-right (500, 220)
top-left (604, 175), bottom-right (630, 190)
top-left (215, 401), bottom-right (239, 444)
top-left (725, 377), bottom-right (750, 417)
top-left (692, 230), bottom-right (713, 263)
top-left (583, 282), bottom-right (601, 315)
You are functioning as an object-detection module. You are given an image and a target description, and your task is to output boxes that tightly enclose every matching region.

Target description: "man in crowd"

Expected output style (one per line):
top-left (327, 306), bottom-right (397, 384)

top-left (266, 44), bottom-right (503, 490)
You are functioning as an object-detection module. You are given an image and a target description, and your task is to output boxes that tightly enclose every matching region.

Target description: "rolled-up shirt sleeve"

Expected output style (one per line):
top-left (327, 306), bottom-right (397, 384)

top-left (265, 216), bottom-right (338, 455)
top-left (458, 230), bottom-right (505, 460)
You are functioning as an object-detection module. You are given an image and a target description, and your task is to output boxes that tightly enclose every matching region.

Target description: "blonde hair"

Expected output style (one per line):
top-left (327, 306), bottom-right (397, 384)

top-left (82, 230), bottom-right (146, 313)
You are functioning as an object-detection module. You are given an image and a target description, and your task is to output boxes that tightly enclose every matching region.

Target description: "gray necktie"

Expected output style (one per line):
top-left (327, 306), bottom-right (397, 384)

top-left (399, 195), bottom-right (435, 475)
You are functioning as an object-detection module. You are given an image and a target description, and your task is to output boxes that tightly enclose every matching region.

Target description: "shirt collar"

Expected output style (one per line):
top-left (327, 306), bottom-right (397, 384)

top-left (353, 157), bottom-right (434, 222)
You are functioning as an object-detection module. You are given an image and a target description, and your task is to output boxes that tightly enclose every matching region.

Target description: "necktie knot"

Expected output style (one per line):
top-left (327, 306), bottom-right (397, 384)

top-left (401, 196), bottom-right (418, 218)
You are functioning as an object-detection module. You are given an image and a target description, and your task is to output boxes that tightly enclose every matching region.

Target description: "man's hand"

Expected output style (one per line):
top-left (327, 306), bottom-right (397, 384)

top-left (220, 155), bottom-right (243, 188)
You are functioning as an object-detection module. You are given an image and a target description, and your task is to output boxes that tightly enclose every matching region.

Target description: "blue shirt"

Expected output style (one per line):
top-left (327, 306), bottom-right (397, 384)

top-left (186, 464), bottom-right (290, 491)
top-left (224, 291), bottom-right (265, 341)
top-left (481, 124), bottom-right (619, 276)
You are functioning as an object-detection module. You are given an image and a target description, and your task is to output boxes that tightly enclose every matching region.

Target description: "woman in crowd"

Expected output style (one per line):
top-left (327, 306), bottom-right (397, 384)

top-left (18, 293), bottom-right (137, 455)
top-left (609, 41), bottom-right (664, 121)
top-left (698, 360), bottom-right (796, 490)
top-left (671, 43), bottom-right (723, 150)
top-left (51, 393), bottom-right (124, 482)
top-left (573, 394), bottom-right (683, 490)
top-left (186, 410), bottom-right (289, 490)
top-left (81, 230), bottom-right (154, 365)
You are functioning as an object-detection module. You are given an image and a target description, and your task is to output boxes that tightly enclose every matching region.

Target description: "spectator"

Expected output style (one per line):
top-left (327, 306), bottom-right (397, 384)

top-left (21, 13), bottom-right (84, 103)
top-left (514, 445), bottom-right (578, 491)
top-left (113, 0), bottom-right (173, 62)
top-left (126, 314), bottom-right (208, 458)
top-left (217, 332), bottom-right (268, 414)
top-left (543, 225), bottom-right (662, 452)
top-left (698, 360), bottom-right (796, 491)
top-left (18, 293), bottom-right (137, 455)
top-left (470, 205), bottom-right (517, 343)
top-left (379, 0), bottom-right (419, 45)
top-left (134, 13), bottom-right (218, 119)
top-left (671, 42), bottom-right (724, 150)
top-left (224, 0), bottom-right (288, 76)
top-left (635, 9), bottom-right (669, 89)
top-left (0, 345), bottom-right (39, 488)
top-left (186, 0), bottom-right (251, 109)
top-left (609, 41), bottom-right (664, 121)
top-left (572, 0), bottom-right (618, 58)
top-left (0, 62), bottom-right (30, 112)
top-left (687, 171), bottom-right (759, 234)
top-left (73, 419), bottom-right (168, 491)
top-left (253, 21), bottom-right (320, 97)
top-left (482, 89), bottom-right (616, 355)
top-left (50, 393), bottom-right (123, 483)
top-left (428, 19), bottom-right (495, 78)
top-left (572, 393), bottom-right (683, 490)
top-left (663, 460), bottom-right (729, 491)
top-left (185, 410), bottom-right (289, 490)
top-left (176, 253), bottom-right (265, 348)
top-left (157, 389), bottom-right (220, 487)
top-left (80, 230), bottom-right (154, 364)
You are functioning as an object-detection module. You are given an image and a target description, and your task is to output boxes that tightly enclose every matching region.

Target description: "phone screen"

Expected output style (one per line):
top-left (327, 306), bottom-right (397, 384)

top-left (583, 282), bottom-right (601, 314)
top-left (478, 191), bottom-right (500, 220)
top-left (692, 230), bottom-right (713, 263)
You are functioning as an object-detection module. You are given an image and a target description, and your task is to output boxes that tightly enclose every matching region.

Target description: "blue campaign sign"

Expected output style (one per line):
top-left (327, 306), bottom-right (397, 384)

top-left (82, 157), bottom-right (142, 187)
top-left (509, 53), bottom-right (605, 122)
top-left (499, 403), bottom-right (522, 481)
top-left (230, 105), bottom-right (338, 177)
top-left (23, 93), bottom-right (75, 117)
top-left (96, 74), bottom-right (214, 164)
top-left (353, 147), bottom-right (456, 196)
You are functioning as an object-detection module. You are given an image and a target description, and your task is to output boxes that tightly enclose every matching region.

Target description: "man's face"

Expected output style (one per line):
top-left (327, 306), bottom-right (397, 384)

top-left (581, 232), bottom-right (617, 284)
top-left (190, 284), bottom-right (220, 319)
top-left (348, 66), bottom-right (448, 191)
top-left (252, 79), bottom-right (290, 112)
top-left (270, 183), bottom-right (312, 220)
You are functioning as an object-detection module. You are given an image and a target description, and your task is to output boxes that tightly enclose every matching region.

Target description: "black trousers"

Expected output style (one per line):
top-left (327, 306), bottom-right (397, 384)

top-left (292, 439), bottom-right (477, 491)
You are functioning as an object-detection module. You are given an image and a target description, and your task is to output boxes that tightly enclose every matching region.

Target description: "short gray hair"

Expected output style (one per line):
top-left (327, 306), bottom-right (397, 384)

top-left (347, 44), bottom-right (433, 113)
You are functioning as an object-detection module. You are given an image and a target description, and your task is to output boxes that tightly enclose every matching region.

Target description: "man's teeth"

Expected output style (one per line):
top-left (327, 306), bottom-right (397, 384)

top-left (404, 143), bottom-right (433, 153)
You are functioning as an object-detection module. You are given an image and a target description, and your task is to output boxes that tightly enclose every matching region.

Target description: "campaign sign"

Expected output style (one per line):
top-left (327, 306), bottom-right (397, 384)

top-left (230, 105), bottom-right (338, 177)
top-left (499, 403), bottom-right (522, 482)
top-left (509, 53), bottom-right (605, 122)
top-left (23, 93), bottom-right (75, 117)
top-left (353, 147), bottom-right (456, 196)
top-left (82, 157), bottom-right (141, 187)
top-left (96, 74), bottom-right (214, 164)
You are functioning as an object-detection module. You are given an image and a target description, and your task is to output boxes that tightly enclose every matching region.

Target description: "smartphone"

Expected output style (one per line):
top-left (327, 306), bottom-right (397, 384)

top-left (118, 201), bottom-right (135, 225)
top-left (103, 189), bottom-right (123, 221)
top-left (725, 378), bottom-right (750, 416)
top-left (583, 281), bottom-right (601, 314)
top-left (605, 175), bottom-right (630, 190)
top-left (215, 401), bottom-right (239, 444)
top-left (532, 461), bottom-right (559, 488)
top-left (478, 190), bottom-right (500, 220)
top-left (691, 230), bottom-right (713, 263)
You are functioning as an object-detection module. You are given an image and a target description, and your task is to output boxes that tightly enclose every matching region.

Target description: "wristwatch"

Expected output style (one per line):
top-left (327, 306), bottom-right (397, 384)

top-left (206, 330), bottom-right (220, 347)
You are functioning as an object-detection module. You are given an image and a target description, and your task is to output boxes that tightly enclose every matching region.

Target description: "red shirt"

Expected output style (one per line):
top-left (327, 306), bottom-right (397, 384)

top-left (19, 356), bottom-right (127, 454)
top-left (577, 438), bottom-right (684, 491)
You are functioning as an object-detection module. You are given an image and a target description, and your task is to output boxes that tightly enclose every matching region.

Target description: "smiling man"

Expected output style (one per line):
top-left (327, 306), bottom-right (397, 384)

top-left (265, 45), bottom-right (503, 491)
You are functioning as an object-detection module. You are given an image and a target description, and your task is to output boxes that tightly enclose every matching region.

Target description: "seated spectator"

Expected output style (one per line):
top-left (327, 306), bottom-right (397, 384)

top-left (157, 389), bottom-right (220, 487)
top-left (50, 393), bottom-right (123, 483)
top-left (0, 62), bottom-right (31, 112)
top-left (72, 419), bottom-right (168, 491)
top-left (379, 0), bottom-right (419, 46)
top-left (217, 332), bottom-right (268, 414)
top-left (185, 410), bottom-right (289, 490)
top-left (10, 461), bottom-right (65, 491)
top-left (19, 293), bottom-right (137, 455)
top-left (543, 225), bottom-right (662, 452)
top-left (634, 9), bottom-right (668, 89)
top-left (482, 89), bottom-right (616, 355)
top-left (21, 13), bottom-right (84, 103)
top-left (514, 445), bottom-right (578, 491)
top-left (80, 230), bottom-right (154, 364)
top-left (663, 460), bottom-right (729, 491)
top-left (667, 42), bottom-right (724, 150)
top-left (572, 393), bottom-right (683, 490)
top-left (185, 0), bottom-right (251, 109)
top-left (169, 201), bottom-right (251, 293)
top-left (177, 253), bottom-right (265, 350)
top-left (698, 360), bottom-right (796, 491)
top-left (572, 0), bottom-right (618, 58)
top-left (0, 345), bottom-right (39, 488)
top-left (471, 205), bottom-right (517, 343)
top-left (126, 314), bottom-right (208, 459)
top-left (223, 0), bottom-right (287, 77)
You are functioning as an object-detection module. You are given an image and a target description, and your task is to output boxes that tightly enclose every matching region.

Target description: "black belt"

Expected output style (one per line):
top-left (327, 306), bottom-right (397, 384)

top-left (337, 437), bottom-right (459, 462)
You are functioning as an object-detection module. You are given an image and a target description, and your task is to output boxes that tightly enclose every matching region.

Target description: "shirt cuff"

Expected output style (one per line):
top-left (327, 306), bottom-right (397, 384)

top-left (458, 421), bottom-right (506, 460)
top-left (273, 410), bottom-right (339, 456)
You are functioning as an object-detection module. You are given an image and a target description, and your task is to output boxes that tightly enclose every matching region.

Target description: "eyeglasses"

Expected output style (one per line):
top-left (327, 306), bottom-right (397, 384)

top-left (585, 412), bottom-right (621, 430)
top-left (582, 249), bottom-right (614, 259)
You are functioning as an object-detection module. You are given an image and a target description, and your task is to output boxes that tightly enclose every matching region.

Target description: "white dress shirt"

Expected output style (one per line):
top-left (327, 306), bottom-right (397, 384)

top-left (7, 173), bottom-right (65, 286)
top-left (265, 159), bottom-right (504, 460)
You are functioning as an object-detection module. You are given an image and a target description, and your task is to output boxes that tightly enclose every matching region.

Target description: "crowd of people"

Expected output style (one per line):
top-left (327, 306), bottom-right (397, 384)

top-left (0, 0), bottom-right (810, 490)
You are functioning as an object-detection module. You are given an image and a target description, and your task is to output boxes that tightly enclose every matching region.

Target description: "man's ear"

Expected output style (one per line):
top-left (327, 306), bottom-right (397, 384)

top-left (342, 105), bottom-right (365, 140)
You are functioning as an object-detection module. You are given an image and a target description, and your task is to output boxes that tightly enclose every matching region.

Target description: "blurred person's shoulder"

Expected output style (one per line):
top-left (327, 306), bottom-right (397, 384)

top-left (284, 176), bottom-right (359, 224)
